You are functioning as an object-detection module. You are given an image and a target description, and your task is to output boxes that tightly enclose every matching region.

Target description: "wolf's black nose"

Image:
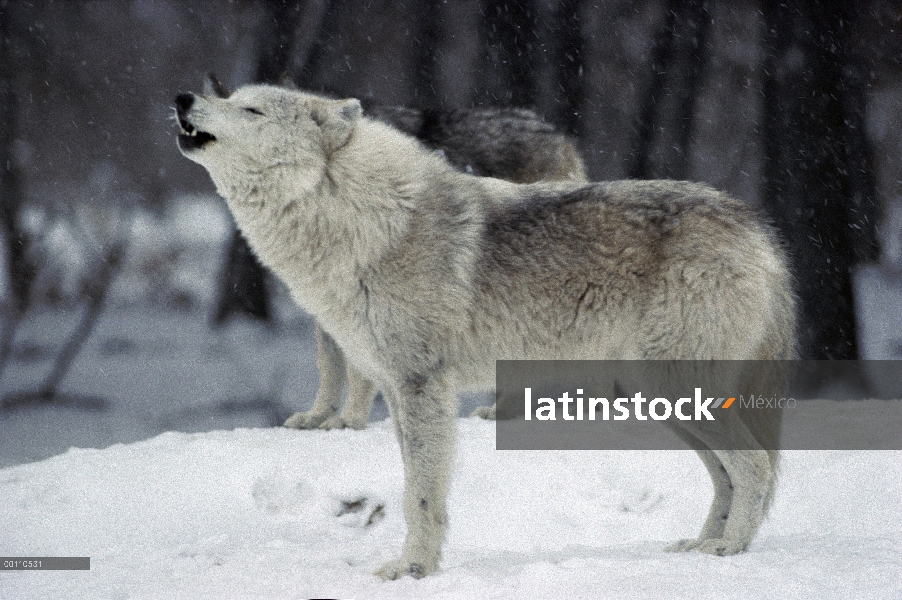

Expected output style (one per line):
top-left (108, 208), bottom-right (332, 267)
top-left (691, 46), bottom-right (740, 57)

top-left (175, 93), bottom-right (194, 115)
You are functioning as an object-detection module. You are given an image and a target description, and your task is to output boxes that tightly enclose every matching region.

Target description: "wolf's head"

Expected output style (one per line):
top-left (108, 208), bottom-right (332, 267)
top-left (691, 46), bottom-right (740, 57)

top-left (175, 75), bottom-right (362, 183)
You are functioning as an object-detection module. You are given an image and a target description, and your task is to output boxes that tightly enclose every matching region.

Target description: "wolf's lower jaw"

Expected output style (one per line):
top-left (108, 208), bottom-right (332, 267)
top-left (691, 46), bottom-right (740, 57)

top-left (177, 116), bottom-right (216, 151)
top-left (178, 129), bottom-right (215, 151)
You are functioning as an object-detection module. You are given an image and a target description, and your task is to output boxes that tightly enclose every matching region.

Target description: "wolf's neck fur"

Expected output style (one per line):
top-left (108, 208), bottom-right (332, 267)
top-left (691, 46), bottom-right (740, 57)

top-left (216, 117), bottom-right (482, 327)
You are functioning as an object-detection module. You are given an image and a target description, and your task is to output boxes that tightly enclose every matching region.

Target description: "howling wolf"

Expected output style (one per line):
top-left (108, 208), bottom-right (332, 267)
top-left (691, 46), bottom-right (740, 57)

top-left (286, 101), bottom-right (587, 430)
top-left (175, 80), bottom-right (795, 580)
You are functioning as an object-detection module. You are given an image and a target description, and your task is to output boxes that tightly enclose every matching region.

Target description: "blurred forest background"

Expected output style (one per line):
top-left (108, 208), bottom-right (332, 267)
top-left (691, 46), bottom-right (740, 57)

top-left (1, 0), bottom-right (901, 458)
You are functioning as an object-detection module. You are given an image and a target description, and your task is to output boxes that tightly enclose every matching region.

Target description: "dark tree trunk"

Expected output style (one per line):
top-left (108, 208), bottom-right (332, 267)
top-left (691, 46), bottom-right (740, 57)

top-left (628, 0), bottom-right (711, 180)
top-left (296, 0), bottom-right (342, 90)
top-left (213, 0), bottom-right (307, 326)
top-left (413, 0), bottom-right (441, 110)
top-left (668, 0), bottom-right (710, 180)
top-left (481, 0), bottom-right (538, 107)
top-left (548, 0), bottom-right (584, 138)
top-left (0, 1), bottom-right (36, 376)
top-left (628, 3), bottom-right (677, 179)
top-left (760, 0), bottom-right (878, 360)
top-left (0, 3), bottom-right (25, 311)
top-left (256, 0), bottom-right (306, 85)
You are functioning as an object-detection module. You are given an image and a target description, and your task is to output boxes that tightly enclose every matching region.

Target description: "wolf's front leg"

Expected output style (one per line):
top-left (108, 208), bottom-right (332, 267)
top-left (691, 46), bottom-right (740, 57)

top-left (284, 325), bottom-right (345, 429)
top-left (376, 382), bottom-right (458, 580)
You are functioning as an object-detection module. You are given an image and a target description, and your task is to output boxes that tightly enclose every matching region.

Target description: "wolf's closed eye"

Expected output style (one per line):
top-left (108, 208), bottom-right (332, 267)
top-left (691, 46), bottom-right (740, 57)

top-left (244, 107), bottom-right (264, 116)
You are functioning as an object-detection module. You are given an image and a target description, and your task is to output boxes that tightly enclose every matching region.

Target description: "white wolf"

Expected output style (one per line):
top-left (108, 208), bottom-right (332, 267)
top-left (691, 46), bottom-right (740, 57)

top-left (175, 81), bottom-right (795, 579)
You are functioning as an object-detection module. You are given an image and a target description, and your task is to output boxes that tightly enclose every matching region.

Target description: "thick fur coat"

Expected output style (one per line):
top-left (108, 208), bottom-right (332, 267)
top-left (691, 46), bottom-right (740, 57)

top-left (288, 101), bottom-right (587, 430)
top-left (176, 82), bottom-right (795, 579)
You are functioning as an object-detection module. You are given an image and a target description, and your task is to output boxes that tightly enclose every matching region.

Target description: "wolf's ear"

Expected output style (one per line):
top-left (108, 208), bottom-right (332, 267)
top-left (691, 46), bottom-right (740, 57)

top-left (312, 98), bottom-right (362, 155)
top-left (203, 72), bottom-right (230, 98)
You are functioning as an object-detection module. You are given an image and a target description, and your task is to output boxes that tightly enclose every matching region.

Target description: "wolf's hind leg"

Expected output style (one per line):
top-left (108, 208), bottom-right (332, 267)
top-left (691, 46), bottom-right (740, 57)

top-left (694, 449), bottom-right (774, 556)
top-left (666, 448), bottom-right (733, 552)
top-left (284, 325), bottom-right (345, 429)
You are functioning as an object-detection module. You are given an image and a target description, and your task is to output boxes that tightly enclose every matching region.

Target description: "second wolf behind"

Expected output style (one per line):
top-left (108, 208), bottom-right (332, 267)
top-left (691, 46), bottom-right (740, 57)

top-left (284, 104), bottom-right (587, 430)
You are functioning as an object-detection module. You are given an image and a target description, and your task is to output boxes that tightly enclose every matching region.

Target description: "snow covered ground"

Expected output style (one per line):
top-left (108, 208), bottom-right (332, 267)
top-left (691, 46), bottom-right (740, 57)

top-left (2, 421), bottom-right (900, 598)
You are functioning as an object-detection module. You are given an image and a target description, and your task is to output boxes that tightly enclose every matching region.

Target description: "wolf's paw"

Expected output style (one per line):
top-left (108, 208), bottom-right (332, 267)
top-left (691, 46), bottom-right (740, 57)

top-left (470, 404), bottom-right (496, 420)
top-left (697, 538), bottom-right (748, 556)
top-left (665, 538), bottom-right (704, 552)
top-left (283, 411), bottom-right (331, 429)
top-left (374, 559), bottom-right (434, 580)
top-left (319, 414), bottom-right (367, 430)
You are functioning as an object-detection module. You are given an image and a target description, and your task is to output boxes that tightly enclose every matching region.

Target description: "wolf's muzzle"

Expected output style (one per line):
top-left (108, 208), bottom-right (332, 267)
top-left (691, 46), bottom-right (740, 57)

top-left (175, 93), bottom-right (216, 151)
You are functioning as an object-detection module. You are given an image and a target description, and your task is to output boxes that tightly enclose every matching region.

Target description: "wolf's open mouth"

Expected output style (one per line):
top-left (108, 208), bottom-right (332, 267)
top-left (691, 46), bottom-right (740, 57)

top-left (178, 118), bottom-right (216, 151)
top-left (175, 93), bottom-right (216, 151)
